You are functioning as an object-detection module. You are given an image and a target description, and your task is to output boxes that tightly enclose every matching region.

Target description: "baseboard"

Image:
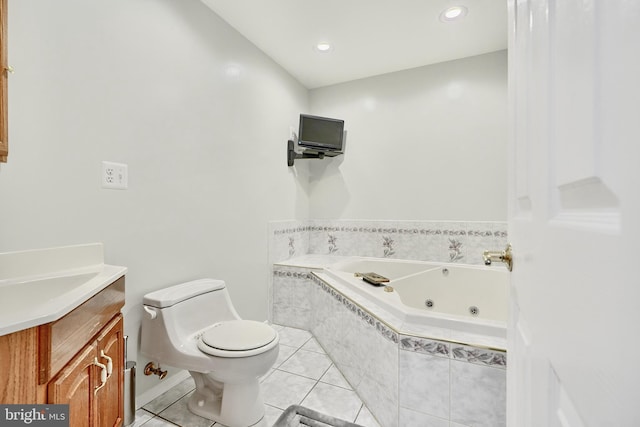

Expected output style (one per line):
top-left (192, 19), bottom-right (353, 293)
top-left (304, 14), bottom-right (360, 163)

top-left (135, 369), bottom-right (191, 409)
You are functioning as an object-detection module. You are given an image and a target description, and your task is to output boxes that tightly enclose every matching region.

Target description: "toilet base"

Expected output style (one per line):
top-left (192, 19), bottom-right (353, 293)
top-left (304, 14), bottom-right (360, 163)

top-left (188, 371), bottom-right (265, 427)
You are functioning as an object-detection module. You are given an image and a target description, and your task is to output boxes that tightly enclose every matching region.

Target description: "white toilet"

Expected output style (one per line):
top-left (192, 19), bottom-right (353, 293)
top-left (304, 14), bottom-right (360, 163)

top-left (141, 279), bottom-right (279, 427)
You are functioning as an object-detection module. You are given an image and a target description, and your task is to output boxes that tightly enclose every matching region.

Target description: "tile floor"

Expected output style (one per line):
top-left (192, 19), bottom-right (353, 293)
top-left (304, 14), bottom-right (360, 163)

top-left (132, 325), bottom-right (382, 427)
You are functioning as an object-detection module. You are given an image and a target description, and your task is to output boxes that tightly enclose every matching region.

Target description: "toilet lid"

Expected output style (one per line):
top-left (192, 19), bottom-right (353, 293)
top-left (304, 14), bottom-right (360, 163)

top-left (200, 320), bottom-right (277, 352)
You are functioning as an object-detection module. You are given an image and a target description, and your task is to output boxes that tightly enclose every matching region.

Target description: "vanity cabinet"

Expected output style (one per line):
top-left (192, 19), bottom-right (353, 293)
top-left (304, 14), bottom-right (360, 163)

top-left (0, 276), bottom-right (125, 427)
top-left (48, 315), bottom-right (124, 427)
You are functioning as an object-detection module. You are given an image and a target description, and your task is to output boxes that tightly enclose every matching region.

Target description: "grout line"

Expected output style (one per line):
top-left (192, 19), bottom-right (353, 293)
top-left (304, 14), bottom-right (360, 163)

top-left (448, 356), bottom-right (452, 423)
top-left (293, 332), bottom-right (318, 407)
top-left (142, 382), bottom-right (195, 415)
top-left (317, 362), bottom-right (333, 382)
top-left (299, 335), bottom-right (313, 348)
top-left (317, 378), bottom-right (353, 392)
top-left (353, 403), bottom-right (365, 424)
top-left (298, 377), bottom-right (321, 407)
top-left (273, 366), bottom-right (326, 383)
top-left (146, 414), bottom-right (182, 426)
top-left (141, 408), bottom-right (155, 416)
top-left (274, 344), bottom-right (298, 368)
top-left (259, 368), bottom-right (275, 383)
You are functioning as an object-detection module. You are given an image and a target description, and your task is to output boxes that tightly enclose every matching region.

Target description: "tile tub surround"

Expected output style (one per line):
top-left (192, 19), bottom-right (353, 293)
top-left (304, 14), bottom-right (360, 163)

top-left (269, 219), bottom-right (508, 266)
top-left (269, 219), bottom-right (508, 426)
top-left (272, 267), bottom-right (315, 330)
top-left (399, 338), bottom-right (506, 427)
top-left (271, 262), bottom-right (507, 427)
top-left (310, 276), bottom-right (399, 427)
top-left (268, 218), bottom-right (507, 327)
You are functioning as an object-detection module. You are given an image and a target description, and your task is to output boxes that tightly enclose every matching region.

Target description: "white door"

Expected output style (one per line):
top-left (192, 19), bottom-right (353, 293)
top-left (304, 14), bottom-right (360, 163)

top-left (507, 1), bottom-right (640, 426)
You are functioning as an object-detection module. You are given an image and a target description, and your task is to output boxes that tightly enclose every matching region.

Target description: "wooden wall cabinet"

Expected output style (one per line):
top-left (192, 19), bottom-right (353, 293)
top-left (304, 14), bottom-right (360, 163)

top-left (0, 0), bottom-right (7, 162)
top-left (0, 276), bottom-right (125, 427)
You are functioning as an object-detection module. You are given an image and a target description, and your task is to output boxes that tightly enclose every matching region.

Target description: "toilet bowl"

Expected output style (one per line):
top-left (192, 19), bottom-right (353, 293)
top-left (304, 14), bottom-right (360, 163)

top-left (141, 279), bottom-right (279, 427)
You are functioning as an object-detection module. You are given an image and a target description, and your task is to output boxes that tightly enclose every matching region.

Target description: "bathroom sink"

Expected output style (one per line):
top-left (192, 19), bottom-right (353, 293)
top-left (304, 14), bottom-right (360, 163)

top-left (0, 243), bottom-right (127, 336)
top-left (1, 272), bottom-right (99, 308)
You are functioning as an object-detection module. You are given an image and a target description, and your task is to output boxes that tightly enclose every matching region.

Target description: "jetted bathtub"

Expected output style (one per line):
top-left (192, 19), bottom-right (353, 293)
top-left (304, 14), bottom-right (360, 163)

top-left (317, 256), bottom-right (509, 348)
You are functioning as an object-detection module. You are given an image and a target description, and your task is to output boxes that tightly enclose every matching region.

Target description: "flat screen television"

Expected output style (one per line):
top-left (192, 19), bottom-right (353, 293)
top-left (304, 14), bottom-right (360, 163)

top-left (298, 114), bottom-right (344, 152)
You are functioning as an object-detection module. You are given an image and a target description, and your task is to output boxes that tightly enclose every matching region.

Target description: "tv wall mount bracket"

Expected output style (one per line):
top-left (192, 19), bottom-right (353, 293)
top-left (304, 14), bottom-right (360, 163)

top-left (287, 140), bottom-right (341, 166)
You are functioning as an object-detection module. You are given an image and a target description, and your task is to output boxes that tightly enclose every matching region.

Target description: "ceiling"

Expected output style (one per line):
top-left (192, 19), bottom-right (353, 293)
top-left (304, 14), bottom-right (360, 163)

top-left (201, 0), bottom-right (508, 89)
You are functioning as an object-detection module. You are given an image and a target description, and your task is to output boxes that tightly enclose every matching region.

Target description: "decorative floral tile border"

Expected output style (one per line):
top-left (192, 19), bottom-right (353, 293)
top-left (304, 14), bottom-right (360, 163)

top-left (307, 225), bottom-right (504, 236)
top-left (399, 336), bottom-right (450, 358)
top-left (451, 344), bottom-right (507, 368)
top-left (400, 336), bottom-right (506, 369)
top-left (270, 219), bottom-right (507, 265)
top-left (272, 225), bottom-right (311, 235)
top-left (273, 270), bottom-right (311, 280)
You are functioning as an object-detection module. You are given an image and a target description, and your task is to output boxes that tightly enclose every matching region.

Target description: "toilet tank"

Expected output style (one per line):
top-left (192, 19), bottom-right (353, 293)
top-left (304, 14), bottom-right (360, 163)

top-left (141, 279), bottom-right (241, 358)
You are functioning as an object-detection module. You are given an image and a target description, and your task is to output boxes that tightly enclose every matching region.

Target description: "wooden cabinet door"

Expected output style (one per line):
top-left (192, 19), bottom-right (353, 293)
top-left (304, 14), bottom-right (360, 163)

top-left (48, 342), bottom-right (98, 427)
top-left (95, 315), bottom-right (124, 427)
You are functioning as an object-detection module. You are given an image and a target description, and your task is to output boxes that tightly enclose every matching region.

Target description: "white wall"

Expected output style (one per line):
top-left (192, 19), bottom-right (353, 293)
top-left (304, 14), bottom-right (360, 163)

top-left (0, 0), bottom-right (309, 394)
top-left (0, 0), bottom-right (507, 399)
top-left (307, 51), bottom-right (508, 221)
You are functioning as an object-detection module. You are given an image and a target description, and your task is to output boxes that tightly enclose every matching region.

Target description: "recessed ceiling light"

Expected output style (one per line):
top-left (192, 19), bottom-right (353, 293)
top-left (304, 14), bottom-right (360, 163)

top-left (315, 42), bottom-right (333, 53)
top-left (440, 6), bottom-right (468, 22)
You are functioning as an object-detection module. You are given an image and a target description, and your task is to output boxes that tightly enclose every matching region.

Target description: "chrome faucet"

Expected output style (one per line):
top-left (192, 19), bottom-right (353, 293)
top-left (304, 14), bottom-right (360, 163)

top-left (483, 244), bottom-right (513, 271)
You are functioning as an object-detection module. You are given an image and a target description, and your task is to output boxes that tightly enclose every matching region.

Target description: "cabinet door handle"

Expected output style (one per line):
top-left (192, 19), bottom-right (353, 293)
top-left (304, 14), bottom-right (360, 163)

top-left (100, 350), bottom-right (113, 378)
top-left (93, 358), bottom-right (108, 395)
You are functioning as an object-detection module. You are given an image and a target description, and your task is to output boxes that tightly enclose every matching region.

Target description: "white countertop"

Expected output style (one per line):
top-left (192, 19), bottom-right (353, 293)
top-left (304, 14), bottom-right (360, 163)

top-left (0, 243), bottom-right (127, 336)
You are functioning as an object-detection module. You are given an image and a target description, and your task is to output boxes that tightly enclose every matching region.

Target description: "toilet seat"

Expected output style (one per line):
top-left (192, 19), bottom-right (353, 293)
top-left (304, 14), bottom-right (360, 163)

top-left (197, 320), bottom-right (278, 358)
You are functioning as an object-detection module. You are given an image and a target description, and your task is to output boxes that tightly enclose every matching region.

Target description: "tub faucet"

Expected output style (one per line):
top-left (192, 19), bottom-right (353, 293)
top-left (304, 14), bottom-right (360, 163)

top-left (483, 244), bottom-right (513, 271)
